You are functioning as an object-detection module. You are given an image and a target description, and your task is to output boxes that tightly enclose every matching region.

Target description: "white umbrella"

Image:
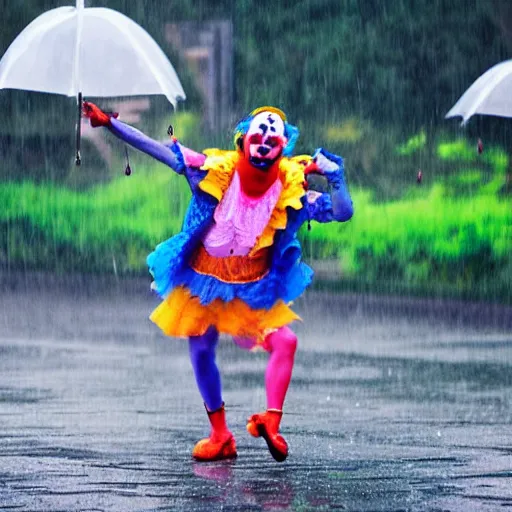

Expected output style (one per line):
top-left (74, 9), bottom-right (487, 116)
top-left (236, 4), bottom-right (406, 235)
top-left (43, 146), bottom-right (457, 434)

top-left (445, 59), bottom-right (512, 125)
top-left (0, 0), bottom-right (186, 164)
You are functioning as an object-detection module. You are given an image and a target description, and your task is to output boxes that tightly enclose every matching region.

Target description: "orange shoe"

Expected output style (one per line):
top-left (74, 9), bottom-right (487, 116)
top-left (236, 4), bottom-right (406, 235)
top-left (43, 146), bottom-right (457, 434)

top-left (247, 409), bottom-right (288, 462)
top-left (192, 403), bottom-right (237, 462)
top-left (192, 435), bottom-right (237, 461)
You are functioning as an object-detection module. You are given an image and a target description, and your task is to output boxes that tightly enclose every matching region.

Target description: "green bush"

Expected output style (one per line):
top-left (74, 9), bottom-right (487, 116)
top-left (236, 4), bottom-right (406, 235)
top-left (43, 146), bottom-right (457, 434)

top-left (0, 165), bottom-right (189, 274)
top-left (304, 184), bottom-right (511, 301)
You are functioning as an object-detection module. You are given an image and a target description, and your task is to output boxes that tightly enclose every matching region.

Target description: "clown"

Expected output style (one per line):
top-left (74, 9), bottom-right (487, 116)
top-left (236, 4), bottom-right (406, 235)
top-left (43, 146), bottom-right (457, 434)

top-left (83, 102), bottom-right (354, 462)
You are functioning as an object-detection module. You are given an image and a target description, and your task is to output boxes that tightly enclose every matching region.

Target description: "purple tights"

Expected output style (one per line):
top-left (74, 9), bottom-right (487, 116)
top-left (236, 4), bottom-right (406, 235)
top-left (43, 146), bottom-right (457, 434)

top-left (188, 327), bottom-right (222, 411)
top-left (189, 326), bottom-right (297, 412)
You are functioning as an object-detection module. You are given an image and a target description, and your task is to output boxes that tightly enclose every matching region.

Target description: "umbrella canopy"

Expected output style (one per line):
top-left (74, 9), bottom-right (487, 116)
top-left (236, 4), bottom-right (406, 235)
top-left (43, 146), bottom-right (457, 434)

top-left (0, 0), bottom-right (185, 106)
top-left (445, 59), bottom-right (512, 125)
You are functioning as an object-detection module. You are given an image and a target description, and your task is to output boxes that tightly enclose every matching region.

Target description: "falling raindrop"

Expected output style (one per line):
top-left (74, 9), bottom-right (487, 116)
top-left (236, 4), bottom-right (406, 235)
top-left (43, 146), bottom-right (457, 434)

top-left (124, 145), bottom-right (132, 176)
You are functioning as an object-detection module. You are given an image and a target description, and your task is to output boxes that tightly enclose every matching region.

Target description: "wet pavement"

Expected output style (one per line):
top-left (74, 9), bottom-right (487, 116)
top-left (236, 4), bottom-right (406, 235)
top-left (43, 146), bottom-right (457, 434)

top-left (0, 273), bottom-right (511, 511)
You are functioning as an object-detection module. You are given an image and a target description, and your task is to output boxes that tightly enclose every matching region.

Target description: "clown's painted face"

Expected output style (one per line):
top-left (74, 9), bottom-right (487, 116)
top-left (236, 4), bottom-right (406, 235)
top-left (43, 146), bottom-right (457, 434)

top-left (244, 111), bottom-right (287, 170)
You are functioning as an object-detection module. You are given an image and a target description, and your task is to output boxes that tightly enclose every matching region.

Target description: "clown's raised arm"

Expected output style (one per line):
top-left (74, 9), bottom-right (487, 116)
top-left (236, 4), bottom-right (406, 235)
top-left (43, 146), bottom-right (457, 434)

top-left (302, 148), bottom-right (353, 224)
top-left (82, 101), bottom-right (205, 183)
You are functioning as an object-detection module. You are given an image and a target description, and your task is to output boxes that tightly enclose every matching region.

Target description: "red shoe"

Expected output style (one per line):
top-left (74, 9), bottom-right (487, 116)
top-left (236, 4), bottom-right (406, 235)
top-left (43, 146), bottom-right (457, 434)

top-left (192, 403), bottom-right (237, 462)
top-left (192, 435), bottom-right (237, 461)
top-left (247, 409), bottom-right (288, 462)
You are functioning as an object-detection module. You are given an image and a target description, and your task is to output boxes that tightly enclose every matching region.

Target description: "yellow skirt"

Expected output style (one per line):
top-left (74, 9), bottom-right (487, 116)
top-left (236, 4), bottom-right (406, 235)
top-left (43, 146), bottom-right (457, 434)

top-left (150, 286), bottom-right (300, 344)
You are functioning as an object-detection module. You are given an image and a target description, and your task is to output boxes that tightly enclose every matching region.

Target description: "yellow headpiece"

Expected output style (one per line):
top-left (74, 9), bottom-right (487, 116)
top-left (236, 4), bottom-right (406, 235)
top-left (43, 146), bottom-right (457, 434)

top-left (249, 106), bottom-right (287, 121)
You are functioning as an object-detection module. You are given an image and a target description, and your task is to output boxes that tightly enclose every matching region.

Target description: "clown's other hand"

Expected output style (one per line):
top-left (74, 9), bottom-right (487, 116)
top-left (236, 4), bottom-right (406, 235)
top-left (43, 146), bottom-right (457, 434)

top-left (82, 101), bottom-right (118, 128)
top-left (312, 148), bottom-right (343, 173)
top-left (312, 148), bottom-right (344, 187)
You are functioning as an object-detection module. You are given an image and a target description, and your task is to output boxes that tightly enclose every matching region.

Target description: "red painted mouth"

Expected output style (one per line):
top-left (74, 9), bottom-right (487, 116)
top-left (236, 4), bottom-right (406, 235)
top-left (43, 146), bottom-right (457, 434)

top-left (249, 156), bottom-right (274, 170)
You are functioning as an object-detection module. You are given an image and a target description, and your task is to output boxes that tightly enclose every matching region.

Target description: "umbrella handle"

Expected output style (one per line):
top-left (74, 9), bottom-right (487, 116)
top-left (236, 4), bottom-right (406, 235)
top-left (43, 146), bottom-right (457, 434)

top-left (76, 92), bottom-right (82, 166)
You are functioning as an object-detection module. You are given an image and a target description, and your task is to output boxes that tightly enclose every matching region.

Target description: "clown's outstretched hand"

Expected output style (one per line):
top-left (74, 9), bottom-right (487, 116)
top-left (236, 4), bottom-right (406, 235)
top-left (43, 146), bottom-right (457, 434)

top-left (82, 101), bottom-right (118, 128)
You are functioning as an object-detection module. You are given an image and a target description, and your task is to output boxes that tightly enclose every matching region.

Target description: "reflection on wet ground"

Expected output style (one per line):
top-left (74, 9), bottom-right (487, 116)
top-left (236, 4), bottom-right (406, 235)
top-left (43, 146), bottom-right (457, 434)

top-left (0, 274), bottom-right (511, 511)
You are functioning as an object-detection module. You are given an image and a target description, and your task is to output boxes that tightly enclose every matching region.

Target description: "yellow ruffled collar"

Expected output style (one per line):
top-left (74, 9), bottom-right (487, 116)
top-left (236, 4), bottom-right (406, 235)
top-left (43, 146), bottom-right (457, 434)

top-left (198, 149), bottom-right (311, 254)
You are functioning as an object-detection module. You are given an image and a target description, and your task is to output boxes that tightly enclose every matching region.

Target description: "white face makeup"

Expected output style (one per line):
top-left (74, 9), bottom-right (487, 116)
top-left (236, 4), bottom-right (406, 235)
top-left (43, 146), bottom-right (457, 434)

top-left (247, 111), bottom-right (286, 139)
top-left (245, 111), bottom-right (287, 169)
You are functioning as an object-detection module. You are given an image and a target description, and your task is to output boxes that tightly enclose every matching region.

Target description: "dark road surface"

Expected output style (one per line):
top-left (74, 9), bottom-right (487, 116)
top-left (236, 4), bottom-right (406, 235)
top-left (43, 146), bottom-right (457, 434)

top-left (0, 273), bottom-right (511, 511)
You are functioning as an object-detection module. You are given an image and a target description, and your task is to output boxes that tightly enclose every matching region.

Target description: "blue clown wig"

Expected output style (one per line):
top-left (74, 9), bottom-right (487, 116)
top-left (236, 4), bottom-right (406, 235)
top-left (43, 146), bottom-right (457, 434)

top-left (233, 106), bottom-right (300, 157)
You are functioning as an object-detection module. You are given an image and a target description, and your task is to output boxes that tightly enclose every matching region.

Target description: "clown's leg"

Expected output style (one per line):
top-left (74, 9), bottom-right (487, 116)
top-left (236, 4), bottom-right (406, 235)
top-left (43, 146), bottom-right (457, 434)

top-left (247, 326), bottom-right (297, 462)
top-left (189, 326), bottom-right (237, 461)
